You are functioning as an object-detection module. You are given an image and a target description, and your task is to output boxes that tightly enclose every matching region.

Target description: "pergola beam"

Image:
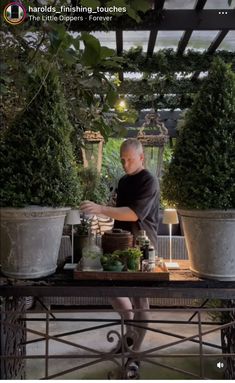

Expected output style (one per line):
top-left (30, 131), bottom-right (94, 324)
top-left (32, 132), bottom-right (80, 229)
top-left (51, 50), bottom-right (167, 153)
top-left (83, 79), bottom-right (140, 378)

top-left (207, 30), bottom-right (229, 53)
top-left (191, 30), bottom-right (229, 80)
top-left (147, 29), bottom-right (158, 56)
top-left (177, 31), bottom-right (194, 55)
top-left (195, 0), bottom-right (208, 10)
top-left (177, 0), bottom-right (207, 54)
top-left (116, 30), bottom-right (124, 81)
top-left (147, 0), bottom-right (165, 57)
top-left (70, 10), bottom-right (235, 31)
top-left (116, 30), bottom-right (123, 55)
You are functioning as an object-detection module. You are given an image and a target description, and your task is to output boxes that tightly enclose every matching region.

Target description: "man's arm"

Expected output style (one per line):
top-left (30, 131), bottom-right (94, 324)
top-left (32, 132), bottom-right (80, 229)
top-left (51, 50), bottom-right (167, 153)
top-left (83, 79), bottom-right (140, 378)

top-left (80, 201), bottom-right (138, 222)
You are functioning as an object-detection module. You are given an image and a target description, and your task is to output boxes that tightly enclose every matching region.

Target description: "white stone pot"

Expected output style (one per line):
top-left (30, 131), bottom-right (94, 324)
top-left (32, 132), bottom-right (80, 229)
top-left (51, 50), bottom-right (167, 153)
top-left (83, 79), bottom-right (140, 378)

top-left (178, 209), bottom-right (235, 281)
top-left (0, 206), bottom-right (70, 279)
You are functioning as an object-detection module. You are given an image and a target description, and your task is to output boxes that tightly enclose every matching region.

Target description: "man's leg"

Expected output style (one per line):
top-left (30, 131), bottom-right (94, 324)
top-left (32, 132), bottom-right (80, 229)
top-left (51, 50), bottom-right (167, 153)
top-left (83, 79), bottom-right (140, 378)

top-left (109, 297), bottom-right (150, 351)
top-left (109, 297), bottom-right (134, 346)
top-left (120, 298), bottom-right (150, 379)
top-left (131, 297), bottom-right (150, 351)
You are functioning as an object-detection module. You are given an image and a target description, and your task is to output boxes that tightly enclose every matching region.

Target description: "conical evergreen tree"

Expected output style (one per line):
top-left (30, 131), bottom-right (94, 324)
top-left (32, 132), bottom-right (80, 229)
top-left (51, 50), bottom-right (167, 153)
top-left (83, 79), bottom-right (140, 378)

top-left (162, 57), bottom-right (235, 209)
top-left (1, 67), bottom-right (80, 207)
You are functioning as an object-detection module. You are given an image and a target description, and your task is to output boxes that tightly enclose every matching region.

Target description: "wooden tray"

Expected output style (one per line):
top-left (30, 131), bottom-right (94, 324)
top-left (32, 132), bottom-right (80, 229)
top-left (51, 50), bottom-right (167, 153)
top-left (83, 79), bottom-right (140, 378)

top-left (74, 264), bottom-right (169, 281)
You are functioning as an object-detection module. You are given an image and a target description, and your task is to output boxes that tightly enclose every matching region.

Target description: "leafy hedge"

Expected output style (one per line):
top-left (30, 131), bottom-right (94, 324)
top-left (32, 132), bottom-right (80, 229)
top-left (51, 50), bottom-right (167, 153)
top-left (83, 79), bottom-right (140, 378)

top-left (0, 66), bottom-right (80, 207)
top-left (162, 58), bottom-right (235, 209)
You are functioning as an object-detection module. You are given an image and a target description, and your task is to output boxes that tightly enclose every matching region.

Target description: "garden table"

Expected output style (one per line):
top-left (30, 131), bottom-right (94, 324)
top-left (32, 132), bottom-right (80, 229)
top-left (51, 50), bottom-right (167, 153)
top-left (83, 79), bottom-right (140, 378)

top-left (0, 260), bottom-right (234, 380)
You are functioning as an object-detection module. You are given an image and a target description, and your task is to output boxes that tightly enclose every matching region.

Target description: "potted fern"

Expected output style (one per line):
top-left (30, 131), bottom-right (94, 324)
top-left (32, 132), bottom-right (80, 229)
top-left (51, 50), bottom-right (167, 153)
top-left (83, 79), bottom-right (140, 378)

top-left (162, 58), bottom-right (235, 281)
top-left (0, 66), bottom-right (80, 279)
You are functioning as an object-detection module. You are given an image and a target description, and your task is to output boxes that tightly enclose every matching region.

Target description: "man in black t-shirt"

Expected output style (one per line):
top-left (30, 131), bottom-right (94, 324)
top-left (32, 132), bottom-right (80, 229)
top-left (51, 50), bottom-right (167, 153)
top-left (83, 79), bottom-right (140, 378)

top-left (80, 138), bottom-right (160, 363)
top-left (114, 161), bottom-right (159, 249)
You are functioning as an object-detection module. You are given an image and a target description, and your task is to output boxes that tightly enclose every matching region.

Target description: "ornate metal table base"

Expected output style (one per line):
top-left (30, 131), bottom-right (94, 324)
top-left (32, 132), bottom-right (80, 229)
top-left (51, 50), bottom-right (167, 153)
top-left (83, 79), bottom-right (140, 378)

top-left (221, 299), bottom-right (235, 379)
top-left (1, 297), bottom-right (234, 380)
top-left (0, 297), bottom-right (26, 380)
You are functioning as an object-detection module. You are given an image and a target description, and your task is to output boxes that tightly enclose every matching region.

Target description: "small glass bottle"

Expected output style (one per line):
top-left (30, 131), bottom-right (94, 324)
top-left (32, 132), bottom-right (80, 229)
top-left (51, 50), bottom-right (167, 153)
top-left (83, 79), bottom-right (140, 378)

top-left (148, 243), bottom-right (156, 271)
top-left (82, 235), bottom-right (103, 271)
top-left (141, 239), bottom-right (150, 260)
top-left (136, 230), bottom-right (148, 249)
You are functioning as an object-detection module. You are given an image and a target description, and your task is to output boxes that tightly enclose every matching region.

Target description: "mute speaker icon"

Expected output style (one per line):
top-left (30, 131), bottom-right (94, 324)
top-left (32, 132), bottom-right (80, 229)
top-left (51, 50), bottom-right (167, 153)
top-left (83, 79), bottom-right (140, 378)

top-left (216, 361), bottom-right (224, 369)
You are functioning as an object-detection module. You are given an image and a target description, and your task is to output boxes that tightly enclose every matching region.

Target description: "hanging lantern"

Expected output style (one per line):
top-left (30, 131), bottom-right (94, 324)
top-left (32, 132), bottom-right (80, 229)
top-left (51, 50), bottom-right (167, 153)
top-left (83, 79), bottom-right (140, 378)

top-left (137, 112), bottom-right (169, 178)
top-left (81, 131), bottom-right (104, 173)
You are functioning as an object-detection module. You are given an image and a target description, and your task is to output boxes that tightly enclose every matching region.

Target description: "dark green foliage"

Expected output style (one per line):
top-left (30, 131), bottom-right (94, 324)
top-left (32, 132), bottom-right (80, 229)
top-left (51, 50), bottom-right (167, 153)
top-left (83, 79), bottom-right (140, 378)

top-left (102, 138), bottom-right (124, 192)
top-left (78, 167), bottom-right (110, 204)
top-left (162, 58), bottom-right (235, 209)
top-left (119, 48), bottom-right (235, 74)
top-left (0, 67), bottom-right (80, 207)
top-left (101, 248), bottom-right (142, 271)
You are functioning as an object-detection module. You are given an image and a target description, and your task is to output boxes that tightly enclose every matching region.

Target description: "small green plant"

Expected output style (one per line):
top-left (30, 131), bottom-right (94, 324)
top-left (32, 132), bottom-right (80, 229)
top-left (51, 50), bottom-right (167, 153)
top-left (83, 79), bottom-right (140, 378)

top-left (116, 248), bottom-right (142, 260)
top-left (118, 248), bottom-right (142, 271)
top-left (101, 247), bottom-right (142, 271)
top-left (101, 253), bottom-right (121, 266)
top-left (74, 214), bottom-right (91, 236)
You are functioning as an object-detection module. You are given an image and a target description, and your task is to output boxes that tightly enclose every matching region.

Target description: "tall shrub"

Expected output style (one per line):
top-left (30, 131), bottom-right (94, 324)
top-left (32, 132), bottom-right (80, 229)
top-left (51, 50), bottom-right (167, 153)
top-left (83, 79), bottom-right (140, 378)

top-left (162, 58), bottom-right (235, 209)
top-left (0, 67), bottom-right (80, 207)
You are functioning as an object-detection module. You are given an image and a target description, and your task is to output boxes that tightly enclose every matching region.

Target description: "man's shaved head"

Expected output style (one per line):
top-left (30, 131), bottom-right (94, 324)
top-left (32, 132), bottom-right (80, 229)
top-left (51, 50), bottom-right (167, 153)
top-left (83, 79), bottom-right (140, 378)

top-left (120, 138), bottom-right (144, 175)
top-left (120, 138), bottom-right (143, 155)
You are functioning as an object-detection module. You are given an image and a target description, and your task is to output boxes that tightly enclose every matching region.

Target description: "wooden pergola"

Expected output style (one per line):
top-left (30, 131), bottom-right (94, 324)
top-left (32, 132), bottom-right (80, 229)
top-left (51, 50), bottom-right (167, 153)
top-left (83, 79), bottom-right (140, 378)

top-left (69, 0), bottom-right (235, 69)
top-left (69, 0), bottom-right (234, 137)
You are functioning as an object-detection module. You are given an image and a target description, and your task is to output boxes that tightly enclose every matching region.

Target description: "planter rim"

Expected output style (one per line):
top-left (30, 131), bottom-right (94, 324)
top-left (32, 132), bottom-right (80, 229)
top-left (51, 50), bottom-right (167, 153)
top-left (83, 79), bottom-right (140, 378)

top-left (0, 206), bottom-right (71, 212)
top-left (0, 206), bottom-right (71, 220)
top-left (178, 209), bottom-right (235, 219)
top-left (0, 205), bottom-right (68, 279)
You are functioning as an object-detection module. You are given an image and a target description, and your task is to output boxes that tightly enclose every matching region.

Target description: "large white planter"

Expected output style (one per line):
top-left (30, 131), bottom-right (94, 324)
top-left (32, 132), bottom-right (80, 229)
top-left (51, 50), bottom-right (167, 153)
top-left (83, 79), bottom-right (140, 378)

top-left (0, 206), bottom-right (70, 279)
top-left (178, 209), bottom-right (235, 281)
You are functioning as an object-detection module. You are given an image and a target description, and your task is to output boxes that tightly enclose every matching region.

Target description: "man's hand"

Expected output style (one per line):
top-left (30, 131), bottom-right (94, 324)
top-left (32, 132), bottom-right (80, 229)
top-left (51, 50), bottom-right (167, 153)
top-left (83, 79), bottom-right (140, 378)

top-left (80, 200), bottom-right (102, 215)
top-left (80, 200), bottom-right (138, 222)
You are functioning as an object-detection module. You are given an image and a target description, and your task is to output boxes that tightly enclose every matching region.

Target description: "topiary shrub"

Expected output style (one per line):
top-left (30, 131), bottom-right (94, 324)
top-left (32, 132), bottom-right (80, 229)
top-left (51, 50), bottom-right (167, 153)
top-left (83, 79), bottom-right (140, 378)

top-left (78, 167), bottom-right (109, 204)
top-left (162, 57), bottom-right (235, 209)
top-left (0, 66), bottom-right (80, 207)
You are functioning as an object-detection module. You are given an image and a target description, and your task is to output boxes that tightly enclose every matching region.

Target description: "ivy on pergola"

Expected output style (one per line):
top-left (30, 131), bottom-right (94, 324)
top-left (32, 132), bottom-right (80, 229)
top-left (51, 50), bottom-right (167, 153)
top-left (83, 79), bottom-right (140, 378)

top-left (104, 49), bottom-right (235, 110)
top-left (67, 2), bottom-right (235, 111)
top-left (101, 48), bottom-right (235, 74)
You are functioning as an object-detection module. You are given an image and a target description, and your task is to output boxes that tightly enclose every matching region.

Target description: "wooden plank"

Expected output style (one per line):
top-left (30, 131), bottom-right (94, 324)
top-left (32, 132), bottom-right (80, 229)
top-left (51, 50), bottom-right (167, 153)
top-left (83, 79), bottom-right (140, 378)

top-left (74, 264), bottom-right (169, 281)
top-left (191, 30), bottom-right (229, 79)
top-left (195, 0), bottom-right (207, 10)
top-left (177, 30), bottom-right (193, 55)
top-left (147, 0), bottom-right (165, 56)
top-left (177, 0), bottom-right (207, 54)
top-left (116, 30), bottom-right (123, 55)
top-left (208, 30), bottom-right (229, 53)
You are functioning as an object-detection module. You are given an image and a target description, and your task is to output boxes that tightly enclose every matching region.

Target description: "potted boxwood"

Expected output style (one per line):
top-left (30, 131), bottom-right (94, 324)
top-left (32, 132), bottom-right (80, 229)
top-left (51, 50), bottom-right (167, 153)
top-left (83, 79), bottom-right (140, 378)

top-left (162, 58), bottom-right (235, 281)
top-left (0, 66), bottom-right (80, 279)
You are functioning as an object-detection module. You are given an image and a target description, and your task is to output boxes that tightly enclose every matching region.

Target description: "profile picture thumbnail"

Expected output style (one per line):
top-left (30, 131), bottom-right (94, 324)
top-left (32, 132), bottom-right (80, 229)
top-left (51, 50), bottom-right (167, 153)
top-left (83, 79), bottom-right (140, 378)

top-left (3, 2), bottom-right (26, 25)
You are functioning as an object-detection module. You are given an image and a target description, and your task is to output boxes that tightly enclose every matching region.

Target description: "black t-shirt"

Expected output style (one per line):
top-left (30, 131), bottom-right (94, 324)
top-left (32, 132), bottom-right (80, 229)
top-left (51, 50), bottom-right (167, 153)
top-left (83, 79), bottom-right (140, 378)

top-left (114, 169), bottom-right (159, 249)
